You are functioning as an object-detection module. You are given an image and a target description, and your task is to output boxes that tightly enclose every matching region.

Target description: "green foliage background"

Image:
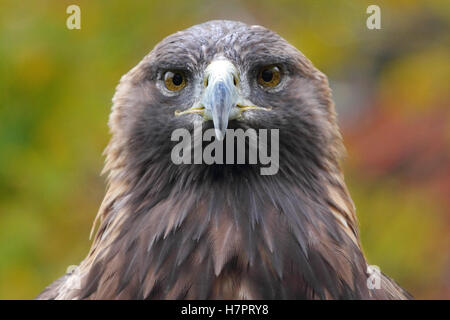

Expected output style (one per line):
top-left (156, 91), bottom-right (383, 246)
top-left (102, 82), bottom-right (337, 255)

top-left (0, 0), bottom-right (448, 299)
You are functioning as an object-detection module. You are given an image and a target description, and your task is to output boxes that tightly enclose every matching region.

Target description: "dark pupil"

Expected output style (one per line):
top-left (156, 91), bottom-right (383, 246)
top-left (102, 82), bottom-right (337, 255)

top-left (261, 69), bottom-right (273, 82)
top-left (172, 73), bottom-right (183, 86)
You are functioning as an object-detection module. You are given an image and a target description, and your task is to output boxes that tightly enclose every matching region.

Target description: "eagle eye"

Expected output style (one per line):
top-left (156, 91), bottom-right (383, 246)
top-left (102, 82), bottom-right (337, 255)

top-left (164, 71), bottom-right (186, 91)
top-left (257, 65), bottom-right (281, 88)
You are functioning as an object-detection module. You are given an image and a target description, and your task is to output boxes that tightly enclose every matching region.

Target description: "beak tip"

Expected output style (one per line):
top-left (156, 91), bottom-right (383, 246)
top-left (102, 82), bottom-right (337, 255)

top-left (215, 129), bottom-right (225, 141)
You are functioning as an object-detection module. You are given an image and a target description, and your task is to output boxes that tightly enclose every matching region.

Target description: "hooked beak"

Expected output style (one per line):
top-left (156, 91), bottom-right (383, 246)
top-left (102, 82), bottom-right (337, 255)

top-left (175, 59), bottom-right (271, 140)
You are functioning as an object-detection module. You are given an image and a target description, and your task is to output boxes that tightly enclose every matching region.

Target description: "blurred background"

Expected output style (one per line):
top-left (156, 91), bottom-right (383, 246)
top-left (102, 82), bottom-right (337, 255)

top-left (0, 0), bottom-right (448, 299)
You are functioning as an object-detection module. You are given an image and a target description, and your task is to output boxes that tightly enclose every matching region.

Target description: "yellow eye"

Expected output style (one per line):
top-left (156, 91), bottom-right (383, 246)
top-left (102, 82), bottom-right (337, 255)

top-left (164, 71), bottom-right (186, 91)
top-left (257, 65), bottom-right (281, 87)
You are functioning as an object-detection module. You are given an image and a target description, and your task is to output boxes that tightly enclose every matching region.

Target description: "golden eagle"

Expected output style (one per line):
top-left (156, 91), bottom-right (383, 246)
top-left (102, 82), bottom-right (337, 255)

top-left (37, 20), bottom-right (411, 300)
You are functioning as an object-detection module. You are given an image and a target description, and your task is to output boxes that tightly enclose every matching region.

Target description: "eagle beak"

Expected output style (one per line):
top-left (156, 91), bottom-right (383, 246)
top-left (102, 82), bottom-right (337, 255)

top-left (206, 78), bottom-right (235, 141)
top-left (175, 59), bottom-right (271, 141)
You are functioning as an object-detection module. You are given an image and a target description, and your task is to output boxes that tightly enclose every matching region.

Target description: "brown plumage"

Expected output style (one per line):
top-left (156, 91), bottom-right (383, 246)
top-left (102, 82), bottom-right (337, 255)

top-left (37, 20), bottom-right (412, 300)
